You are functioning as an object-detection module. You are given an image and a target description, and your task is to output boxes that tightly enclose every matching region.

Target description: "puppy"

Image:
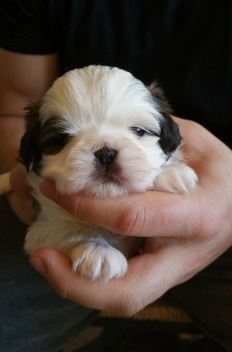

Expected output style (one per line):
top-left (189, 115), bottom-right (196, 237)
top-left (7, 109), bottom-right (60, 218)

top-left (19, 65), bottom-right (197, 282)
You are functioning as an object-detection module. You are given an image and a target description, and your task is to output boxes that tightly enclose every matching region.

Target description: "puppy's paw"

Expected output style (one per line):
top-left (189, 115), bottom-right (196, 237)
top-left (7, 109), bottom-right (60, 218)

top-left (155, 163), bottom-right (197, 193)
top-left (70, 240), bottom-right (128, 281)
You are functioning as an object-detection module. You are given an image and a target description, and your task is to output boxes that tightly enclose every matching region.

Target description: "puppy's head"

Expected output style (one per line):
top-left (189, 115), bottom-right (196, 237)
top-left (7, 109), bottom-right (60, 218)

top-left (19, 65), bottom-right (181, 197)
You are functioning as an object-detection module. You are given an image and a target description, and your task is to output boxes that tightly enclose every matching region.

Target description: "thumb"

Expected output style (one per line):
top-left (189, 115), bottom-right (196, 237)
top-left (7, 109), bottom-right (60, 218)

top-left (40, 178), bottom-right (198, 238)
top-left (30, 247), bottom-right (72, 274)
top-left (29, 248), bottom-right (122, 311)
top-left (30, 248), bottom-right (73, 294)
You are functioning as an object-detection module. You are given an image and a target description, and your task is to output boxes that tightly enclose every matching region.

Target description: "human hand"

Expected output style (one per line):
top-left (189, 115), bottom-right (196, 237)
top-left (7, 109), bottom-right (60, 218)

top-left (30, 118), bottom-right (232, 315)
top-left (6, 164), bottom-right (36, 225)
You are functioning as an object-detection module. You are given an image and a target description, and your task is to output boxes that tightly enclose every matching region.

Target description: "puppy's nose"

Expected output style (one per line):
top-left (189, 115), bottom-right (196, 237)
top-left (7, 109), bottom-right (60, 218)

top-left (94, 147), bottom-right (118, 165)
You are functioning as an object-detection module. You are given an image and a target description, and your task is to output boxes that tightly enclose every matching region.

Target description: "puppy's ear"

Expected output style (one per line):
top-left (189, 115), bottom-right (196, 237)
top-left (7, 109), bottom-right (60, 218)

top-left (19, 103), bottom-right (42, 172)
top-left (149, 82), bottom-right (181, 158)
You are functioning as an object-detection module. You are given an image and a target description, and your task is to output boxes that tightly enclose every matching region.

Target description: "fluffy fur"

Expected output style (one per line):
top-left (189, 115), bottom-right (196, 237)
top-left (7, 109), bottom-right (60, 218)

top-left (19, 65), bottom-right (197, 281)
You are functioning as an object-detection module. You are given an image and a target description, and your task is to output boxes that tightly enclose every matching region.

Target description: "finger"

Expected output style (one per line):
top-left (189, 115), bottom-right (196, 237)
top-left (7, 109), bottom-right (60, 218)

top-left (6, 192), bottom-right (34, 225)
top-left (40, 179), bottom-right (202, 238)
top-left (8, 164), bottom-right (37, 224)
top-left (30, 248), bottom-right (172, 315)
top-left (29, 239), bottom-right (211, 316)
top-left (10, 164), bottom-right (31, 200)
top-left (30, 247), bottom-right (143, 313)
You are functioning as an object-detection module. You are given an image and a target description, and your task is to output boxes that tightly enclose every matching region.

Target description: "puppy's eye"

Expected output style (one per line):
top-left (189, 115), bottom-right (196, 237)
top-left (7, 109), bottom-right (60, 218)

top-left (131, 127), bottom-right (146, 137)
top-left (39, 117), bottom-right (72, 155)
top-left (130, 126), bottom-right (157, 137)
top-left (40, 132), bottom-right (71, 155)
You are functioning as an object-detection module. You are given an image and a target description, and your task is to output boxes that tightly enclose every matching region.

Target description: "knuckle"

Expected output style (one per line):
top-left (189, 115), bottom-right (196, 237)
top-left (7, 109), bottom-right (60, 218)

top-left (71, 195), bottom-right (83, 217)
top-left (115, 204), bottom-right (146, 236)
top-left (62, 193), bottom-right (84, 218)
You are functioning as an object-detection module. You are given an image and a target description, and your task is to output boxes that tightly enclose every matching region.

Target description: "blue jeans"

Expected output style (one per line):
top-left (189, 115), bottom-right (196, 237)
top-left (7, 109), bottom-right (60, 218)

top-left (0, 195), bottom-right (97, 352)
top-left (170, 246), bottom-right (232, 351)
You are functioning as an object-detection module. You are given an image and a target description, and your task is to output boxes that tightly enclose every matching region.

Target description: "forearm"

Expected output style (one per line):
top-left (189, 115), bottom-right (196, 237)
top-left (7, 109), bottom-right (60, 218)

top-left (0, 50), bottom-right (60, 173)
top-left (0, 50), bottom-right (60, 222)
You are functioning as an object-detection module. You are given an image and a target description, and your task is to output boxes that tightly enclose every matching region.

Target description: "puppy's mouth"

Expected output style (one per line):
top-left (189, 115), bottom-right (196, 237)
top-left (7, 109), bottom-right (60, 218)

top-left (93, 163), bottom-right (123, 185)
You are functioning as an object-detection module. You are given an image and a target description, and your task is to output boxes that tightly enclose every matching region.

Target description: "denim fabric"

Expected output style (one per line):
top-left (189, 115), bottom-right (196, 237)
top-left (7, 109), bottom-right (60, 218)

top-left (170, 247), bottom-right (232, 351)
top-left (0, 195), bottom-right (97, 352)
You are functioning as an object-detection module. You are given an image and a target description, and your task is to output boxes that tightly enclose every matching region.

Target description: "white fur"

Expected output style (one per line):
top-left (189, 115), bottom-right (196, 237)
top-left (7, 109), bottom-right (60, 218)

top-left (24, 66), bottom-right (197, 281)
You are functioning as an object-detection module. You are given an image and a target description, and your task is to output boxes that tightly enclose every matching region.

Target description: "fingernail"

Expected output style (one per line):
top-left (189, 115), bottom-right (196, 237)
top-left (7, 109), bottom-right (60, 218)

top-left (30, 256), bottom-right (47, 277)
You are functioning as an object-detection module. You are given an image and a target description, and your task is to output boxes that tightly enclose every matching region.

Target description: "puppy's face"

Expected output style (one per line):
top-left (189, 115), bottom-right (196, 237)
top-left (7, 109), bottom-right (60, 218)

top-left (20, 66), bottom-right (180, 197)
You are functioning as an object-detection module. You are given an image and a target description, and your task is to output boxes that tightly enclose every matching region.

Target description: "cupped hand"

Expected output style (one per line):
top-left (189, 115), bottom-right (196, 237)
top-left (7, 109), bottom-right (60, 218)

top-left (31, 118), bottom-right (232, 315)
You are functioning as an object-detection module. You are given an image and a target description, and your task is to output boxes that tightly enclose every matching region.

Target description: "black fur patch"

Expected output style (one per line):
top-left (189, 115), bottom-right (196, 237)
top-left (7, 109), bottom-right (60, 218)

top-left (149, 82), bottom-right (181, 157)
top-left (19, 104), bottom-right (43, 172)
top-left (39, 118), bottom-right (71, 155)
top-left (19, 104), bottom-right (71, 173)
top-left (159, 112), bottom-right (181, 157)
